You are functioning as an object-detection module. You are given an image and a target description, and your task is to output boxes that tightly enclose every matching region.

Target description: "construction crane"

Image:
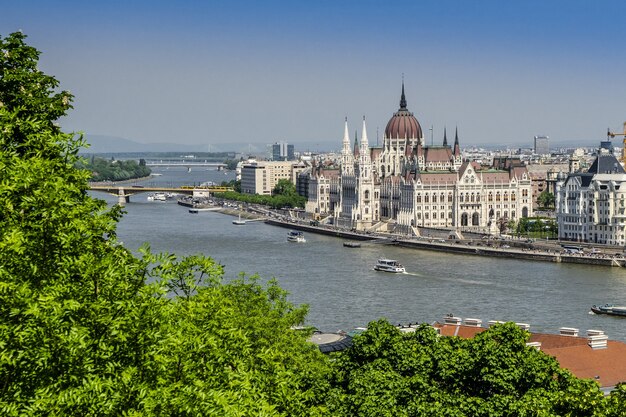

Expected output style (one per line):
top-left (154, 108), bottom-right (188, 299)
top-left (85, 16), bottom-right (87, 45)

top-left (607, 122), bottom-right (626, 165)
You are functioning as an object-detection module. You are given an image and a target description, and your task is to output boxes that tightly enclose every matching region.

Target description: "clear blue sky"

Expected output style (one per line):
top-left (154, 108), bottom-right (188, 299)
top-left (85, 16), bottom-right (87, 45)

top-left (3, 0), bottom-right (626, 150)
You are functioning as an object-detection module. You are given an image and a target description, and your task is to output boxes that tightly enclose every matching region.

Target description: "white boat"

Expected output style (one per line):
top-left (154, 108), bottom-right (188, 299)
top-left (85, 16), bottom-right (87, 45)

top-left (232, 213), bottom-right (246, 225)
top-left (287, 230), bottom-right (306, 243)
top-left (374, 258), bottom-right (405, 273)
top-left (147, 192), bottom-right (167, 201)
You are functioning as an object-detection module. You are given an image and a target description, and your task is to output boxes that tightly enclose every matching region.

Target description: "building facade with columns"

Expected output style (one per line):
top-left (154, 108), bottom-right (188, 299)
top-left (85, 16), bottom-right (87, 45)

top-left (305, 84), bottom-right (533, 233)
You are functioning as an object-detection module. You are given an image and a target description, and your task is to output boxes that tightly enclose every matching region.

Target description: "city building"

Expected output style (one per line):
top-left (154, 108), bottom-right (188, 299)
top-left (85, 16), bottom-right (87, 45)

top-left (534, 135), bottom-right (550, 155)
top-left (556, 150), bottom-right (626, 245)
top-left (272, 142), bottom-right (295, 161)
top-left (240, 160), bottom-right (306, 195)
top-left (305, 83), bottom-right (533, 233)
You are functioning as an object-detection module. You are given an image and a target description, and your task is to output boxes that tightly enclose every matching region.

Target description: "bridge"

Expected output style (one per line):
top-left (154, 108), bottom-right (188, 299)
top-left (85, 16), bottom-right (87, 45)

top-left (144, 161), bottom-right (227, 170)
top-left (89, 184), bottom-right (233, 205)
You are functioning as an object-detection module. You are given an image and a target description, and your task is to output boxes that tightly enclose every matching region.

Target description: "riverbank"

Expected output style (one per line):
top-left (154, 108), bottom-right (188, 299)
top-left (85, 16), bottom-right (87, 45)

top-left (263, 218), bottom-right (626, 268)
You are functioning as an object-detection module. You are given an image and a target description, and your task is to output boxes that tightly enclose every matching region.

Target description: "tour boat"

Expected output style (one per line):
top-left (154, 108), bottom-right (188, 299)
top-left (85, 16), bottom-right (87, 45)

top-left (374, 258), bottom-right (405, 273)
top-left (591, 304), bottom-right (626, 317)
top-left (287, 231), bottom-right (306, 243)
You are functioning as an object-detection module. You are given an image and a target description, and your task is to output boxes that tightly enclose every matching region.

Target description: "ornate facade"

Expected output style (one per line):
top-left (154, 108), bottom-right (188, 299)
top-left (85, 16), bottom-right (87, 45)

top-left (306, 84), bottom-right (533, 233)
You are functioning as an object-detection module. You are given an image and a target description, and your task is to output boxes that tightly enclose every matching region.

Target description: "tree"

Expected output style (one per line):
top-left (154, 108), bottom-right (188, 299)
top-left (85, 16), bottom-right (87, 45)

top-left (326, 320), bottom-right (616, 416)
top-left (1, 32), bottom-right (329, 416)
top-left (538, 191), bottom-right (555, 209)
top-left (273, 178), bottom-right (297, 196)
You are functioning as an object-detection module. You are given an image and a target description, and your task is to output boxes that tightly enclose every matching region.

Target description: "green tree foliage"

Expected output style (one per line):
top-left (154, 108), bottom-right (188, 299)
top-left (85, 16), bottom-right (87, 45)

top-left (538, 191), bottom-right (556, 209)
top-left (0, 31), bottom-right (329, 416)
top-left (327, 320), bottom-right (619, 416)
top-left (76, 156), bottom-right (151, 182)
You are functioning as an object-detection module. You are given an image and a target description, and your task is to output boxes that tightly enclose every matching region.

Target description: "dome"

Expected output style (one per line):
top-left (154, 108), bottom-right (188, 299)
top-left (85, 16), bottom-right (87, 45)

top-left (384, 84), bottom-right (422, 140)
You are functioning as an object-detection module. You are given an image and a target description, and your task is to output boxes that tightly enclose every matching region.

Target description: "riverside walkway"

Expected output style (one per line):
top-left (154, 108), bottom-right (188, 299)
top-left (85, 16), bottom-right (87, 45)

top-left (262, 218), bottom-right (626, 268)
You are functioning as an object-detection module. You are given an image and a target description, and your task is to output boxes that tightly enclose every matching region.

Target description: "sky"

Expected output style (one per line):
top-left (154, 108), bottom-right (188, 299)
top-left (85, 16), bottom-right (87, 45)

top-left (3, 0), bottom-right (626, 151)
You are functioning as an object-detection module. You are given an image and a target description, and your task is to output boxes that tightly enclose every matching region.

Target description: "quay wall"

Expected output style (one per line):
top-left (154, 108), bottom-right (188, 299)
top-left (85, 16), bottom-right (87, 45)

top-left (264, 219), bottom-right (624, 268)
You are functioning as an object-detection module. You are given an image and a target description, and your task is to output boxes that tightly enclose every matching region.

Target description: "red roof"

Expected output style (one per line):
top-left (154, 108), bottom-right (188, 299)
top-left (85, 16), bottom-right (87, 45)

top-left (432, 323), bottom-right (626, 389)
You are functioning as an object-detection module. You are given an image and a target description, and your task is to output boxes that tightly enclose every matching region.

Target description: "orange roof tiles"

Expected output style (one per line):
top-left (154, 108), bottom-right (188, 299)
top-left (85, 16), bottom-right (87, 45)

top-left (432, 323), bottom-right (626, 389)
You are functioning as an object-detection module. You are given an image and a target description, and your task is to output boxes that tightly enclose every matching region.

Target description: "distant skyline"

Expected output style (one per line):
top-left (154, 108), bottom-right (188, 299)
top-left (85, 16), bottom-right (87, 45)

top-left (3, 1), bottom-right (626, 150)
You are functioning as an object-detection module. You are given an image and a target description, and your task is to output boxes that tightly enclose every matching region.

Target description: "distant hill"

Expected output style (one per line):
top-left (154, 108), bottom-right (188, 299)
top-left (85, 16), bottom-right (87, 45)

top-left (80, 134), bottom-right (603, 155)
top-left (79, 134), bottom-right (341, 154)
top-left (81, 135), bottom-right (208, 154)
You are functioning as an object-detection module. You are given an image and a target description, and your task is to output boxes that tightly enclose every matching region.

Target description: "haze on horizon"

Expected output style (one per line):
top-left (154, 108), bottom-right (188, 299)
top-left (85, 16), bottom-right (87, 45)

top-left (3, 0), bottom-right (626, 151)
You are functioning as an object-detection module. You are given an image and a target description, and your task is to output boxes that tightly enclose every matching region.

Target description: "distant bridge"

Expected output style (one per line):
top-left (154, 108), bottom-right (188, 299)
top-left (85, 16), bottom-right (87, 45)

top-left (89, 184), bottom-right (233, 205)
top-left (144, 161), bottom-right (227, 170)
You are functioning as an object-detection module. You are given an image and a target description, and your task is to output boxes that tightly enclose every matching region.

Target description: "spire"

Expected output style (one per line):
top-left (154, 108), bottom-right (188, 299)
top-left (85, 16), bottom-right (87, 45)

top-left (343, 117), bottom-right (350, 146)
top-left (453, 127), bottom-right (460, 157)
top-left (443, 127), bottom-right (448, 146)
top-left (353, 129), bottom-right (360, 157)
top-left (361, 115), bottom-right (369, 149)
top-left (399, 79), bottom-right (407, 110)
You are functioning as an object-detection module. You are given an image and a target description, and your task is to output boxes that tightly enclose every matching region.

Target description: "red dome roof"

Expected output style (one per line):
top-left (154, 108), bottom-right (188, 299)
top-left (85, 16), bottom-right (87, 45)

top-left (384, 84), bottom-right (422, 140)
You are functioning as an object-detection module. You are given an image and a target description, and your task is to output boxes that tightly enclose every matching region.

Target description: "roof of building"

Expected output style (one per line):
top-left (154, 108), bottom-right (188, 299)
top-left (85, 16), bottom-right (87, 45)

top-left (423, 146), bottom-right (453, 164)
top-left (433, 322), bottom-right (626, 390)
top-left (588, 153), bottom-right (625, 174)
top-left (384, 82), bottom-right (423, 140)
top-left (419, 172), bottom-right (458, 185)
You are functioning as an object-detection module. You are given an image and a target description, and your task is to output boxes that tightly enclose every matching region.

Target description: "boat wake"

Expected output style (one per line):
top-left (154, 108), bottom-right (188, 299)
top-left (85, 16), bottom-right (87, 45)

top-left (403, 271), bottom-right (422, 277)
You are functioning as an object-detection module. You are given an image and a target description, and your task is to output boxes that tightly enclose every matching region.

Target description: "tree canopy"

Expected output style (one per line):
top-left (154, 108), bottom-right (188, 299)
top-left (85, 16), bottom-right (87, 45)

top-left (1, 31), bottom-right (625, 416)
top-left (0, 31), bottom-right (329, 416)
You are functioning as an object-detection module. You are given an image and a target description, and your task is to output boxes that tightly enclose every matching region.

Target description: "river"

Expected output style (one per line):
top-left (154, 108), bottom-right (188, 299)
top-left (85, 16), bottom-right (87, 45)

top-left (92, 166), bottom-right (626, 342)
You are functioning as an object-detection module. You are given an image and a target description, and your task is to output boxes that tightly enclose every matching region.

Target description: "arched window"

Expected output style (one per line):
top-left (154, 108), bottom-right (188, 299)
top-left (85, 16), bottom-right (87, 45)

top-left (432, 194), bottom-right (437, 203)
top-left (488, 192), bottom-right (493, 202)
top-left (511, 193), bottom-right (516, 201)
top-left (425, 194), bottom-right (430, 203)
top-left (417, 194), bottom-right (422, 203)
top-left (496, 192), bottom-right (501, 202)
top-left (472, 212), bottom-right (479, 226)
top-left (364, 190), bottom-right (370, 200)
top-left (522, 207), bottom-right (529, 218)
top-left (461, 212), bottom-right (469, 226)
top-left (504, 192), bottom-right (509, 202)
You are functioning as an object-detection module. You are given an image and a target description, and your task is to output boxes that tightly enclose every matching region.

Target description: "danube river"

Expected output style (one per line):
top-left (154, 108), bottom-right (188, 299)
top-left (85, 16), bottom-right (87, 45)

top-left (94, 167), bottom-right (626, 342)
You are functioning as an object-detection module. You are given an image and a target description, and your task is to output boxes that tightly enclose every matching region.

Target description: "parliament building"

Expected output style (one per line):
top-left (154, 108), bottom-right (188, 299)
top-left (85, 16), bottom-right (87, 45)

top-left (305, 84), bottom-right (533, 234)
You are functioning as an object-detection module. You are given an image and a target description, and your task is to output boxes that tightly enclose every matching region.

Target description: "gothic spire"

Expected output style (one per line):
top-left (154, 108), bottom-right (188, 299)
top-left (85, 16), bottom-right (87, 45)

top-left (353, 129), bottom-right (360, 158)
top-left (361, 115), bottom-right (369, 149)
top-left (443, 127), bottom-right (448, 146)
top-left (453, 127), bottom-right (461, 157)
top-left (343, 117), bottom-right (350, 146)
top-left (399, 79), bottom-right (407, 110)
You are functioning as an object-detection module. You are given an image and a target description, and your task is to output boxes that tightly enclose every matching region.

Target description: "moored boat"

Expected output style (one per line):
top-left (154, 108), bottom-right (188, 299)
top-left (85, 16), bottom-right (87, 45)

top-left (287, 230), bottom-right (306, 243)
top-left (591, 304), bottom-right (626, 317)
top-left (147, 192), bottom-right (167, 201)
top-left (343, 241), bottom-right (361, 248)
top-left (374, 258), bottom-right (405, 273)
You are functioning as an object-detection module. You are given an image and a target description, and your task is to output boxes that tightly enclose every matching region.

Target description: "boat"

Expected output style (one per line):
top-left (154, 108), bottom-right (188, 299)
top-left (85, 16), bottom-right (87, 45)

top-left (189, 207), bottom-right (220, 213)
top-left (232, 213), bottom-right (246, 225)
top-left (287, 230), bottom-right (306, 243)
top-left (343, 241), bottom-right (361, 248)
top-left (147, 192), bottom-right (167, 201)
top-left (374, 258), bottom-right (406, 273)
top-left (591, 304), bottom-right (626, 317)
